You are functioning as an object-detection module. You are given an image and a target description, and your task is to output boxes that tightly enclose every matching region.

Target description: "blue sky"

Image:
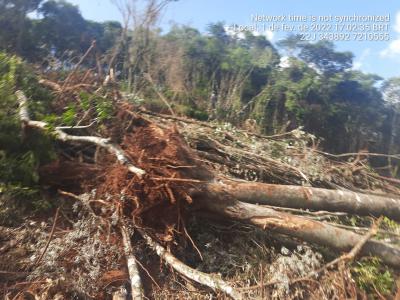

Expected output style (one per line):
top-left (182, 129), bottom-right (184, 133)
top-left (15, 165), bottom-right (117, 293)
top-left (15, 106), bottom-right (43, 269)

top-left (68, 0), bottom-right (400, 79)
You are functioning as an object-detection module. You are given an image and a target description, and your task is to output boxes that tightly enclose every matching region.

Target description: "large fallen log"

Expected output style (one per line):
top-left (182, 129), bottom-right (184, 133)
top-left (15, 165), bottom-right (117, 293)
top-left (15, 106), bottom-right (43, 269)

top-left (207, 181), bottom-right (400, 221)
top-left (195, 183), bottom-right (400, 268)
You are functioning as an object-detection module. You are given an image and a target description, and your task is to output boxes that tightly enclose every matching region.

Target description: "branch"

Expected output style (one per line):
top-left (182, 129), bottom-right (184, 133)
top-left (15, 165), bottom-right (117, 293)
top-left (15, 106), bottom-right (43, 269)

top-left (33, 208), bottom-right (60, 267)
top-left (136, 228), bottom-right (242, 299)
top-left (61, 40), bottom-right (96, 91)
top-left (16, 90), bottom-right (145, 177)
top-left (120, 224), bottom-right (144, 300)
top-left (144, 73), bottom-right (175, 116)
top-left (56, 120), bottom-right (96, 130)
top-left (314, 149), bottom-right (400, 161)
top-left (240, 218), bottom-right (382, 292)
top-left (293, 217), bottom-right (382, 283)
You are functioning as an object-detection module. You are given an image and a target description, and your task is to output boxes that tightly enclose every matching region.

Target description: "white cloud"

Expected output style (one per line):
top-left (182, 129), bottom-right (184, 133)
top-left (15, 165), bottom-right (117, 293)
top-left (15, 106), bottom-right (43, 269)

top-left (380, 11), bottom-right (400, 58)
top-left (395, 11), bottom-right (400, 33)
top-left (353, 48), bottom-right (371, 70)
top-left (380, 39), bottom-right (400, 58)
top-left (253, 29), bottom-right (275, 41)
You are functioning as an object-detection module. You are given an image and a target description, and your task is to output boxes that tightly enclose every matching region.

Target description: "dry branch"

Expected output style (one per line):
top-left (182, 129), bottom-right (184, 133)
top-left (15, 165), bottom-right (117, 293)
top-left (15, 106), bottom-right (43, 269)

top-left (16, 90), bottom-right (145, 177)
top-left (33, 207), bottom-right (60, 267)
top-left (314, 149), bottom-right (400, 161)
top-left (240, 218), bottom-right (382, 292)
top-left (137, 109), bottom-right (304, 140)
top-left (61, 40), bottom-right (96, 90)
top-left (120, 224), bottom-right (144, 300)
top-left (293, 218), bottom-right (382, 284)
top-left (137, 228), bottom-right (242, 299)
top-left (144, 73), bottom-right (175, 116)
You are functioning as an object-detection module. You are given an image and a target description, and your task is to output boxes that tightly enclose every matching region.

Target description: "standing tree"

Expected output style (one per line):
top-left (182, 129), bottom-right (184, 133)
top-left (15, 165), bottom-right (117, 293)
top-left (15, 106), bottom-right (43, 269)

top-left (0, 0), bottom-right (43, 56)
top-left (298, 41), bottom-right (354, 75)
top-left (382, 77), bottom-right (400, 176)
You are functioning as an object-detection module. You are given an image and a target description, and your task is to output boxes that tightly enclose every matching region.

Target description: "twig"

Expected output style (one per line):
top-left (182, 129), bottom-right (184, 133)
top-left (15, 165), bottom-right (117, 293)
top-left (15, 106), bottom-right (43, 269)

top-left (181, 219), bottom-right (203, 261)
top-left (151, 177), bottom-right (204, 183)
top-left (314, 149), bottom-right (400, 161)
top-left (144, 73), bottom-right (175, 116)
top-left (56, 120), bottom-right (96, 130)
top-left (260, 264), bottom-right (264, 299)
top-left (17, 90), bottom-right (145, 177)
top-left (61, 41), bottom-right (96, 91)
top-left (292, 217), bottom-right (382, 283)
top-left (367, 173), bottom-right (400, 186)
top-left (138, 109), bottom-right (303, 140)
top-left (134, 257), bottom-right (161, 290)
top-left (136, 228), bottom-right (242, 299)
top-left (0, 271), bottom-right (28, 275)
top-left (326, 222), bottom-right (400, 239)
top-left (33, 208), bottom-right (60, 267)
top-left (259, 204), bottom-right (348, 217)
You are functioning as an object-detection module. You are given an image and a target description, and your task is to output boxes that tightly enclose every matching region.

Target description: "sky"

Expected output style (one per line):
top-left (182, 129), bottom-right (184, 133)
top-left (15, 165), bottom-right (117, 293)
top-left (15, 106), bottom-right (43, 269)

top-left (67, 0), bottom-right (400, 79)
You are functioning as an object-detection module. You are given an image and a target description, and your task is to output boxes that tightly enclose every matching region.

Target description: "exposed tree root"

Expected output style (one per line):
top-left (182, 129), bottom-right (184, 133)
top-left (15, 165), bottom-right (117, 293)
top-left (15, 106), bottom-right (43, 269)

top-left (11, 87), bottom-right (400, 299)
top-left (16, 90), bottom-right (145, 177)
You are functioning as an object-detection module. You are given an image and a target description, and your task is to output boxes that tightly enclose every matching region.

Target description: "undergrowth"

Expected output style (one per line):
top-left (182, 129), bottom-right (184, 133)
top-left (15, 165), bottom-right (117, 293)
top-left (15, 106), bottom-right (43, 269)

top-left (352, 257), bottom-right (395, 296)
top-left (0, 52), bottom-right (55, 224)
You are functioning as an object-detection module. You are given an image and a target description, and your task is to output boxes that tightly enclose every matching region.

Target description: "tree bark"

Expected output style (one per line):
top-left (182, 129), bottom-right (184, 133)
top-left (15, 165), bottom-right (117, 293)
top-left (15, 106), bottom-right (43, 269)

top-left (206, 181), bottom-right (400, 221)
top-left (120, 225), bottom-right (143, 300)
top-left (195, 183), bottom-right (400, 268)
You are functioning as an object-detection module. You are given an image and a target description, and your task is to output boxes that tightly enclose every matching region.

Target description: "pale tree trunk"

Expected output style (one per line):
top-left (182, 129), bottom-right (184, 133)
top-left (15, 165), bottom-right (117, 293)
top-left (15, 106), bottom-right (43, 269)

top-left (388, 110), bottom-right (399, 177)
top-left (196, 183), bottom-right (400, 268)
top-left (205, 181), bottom-right (400, 221)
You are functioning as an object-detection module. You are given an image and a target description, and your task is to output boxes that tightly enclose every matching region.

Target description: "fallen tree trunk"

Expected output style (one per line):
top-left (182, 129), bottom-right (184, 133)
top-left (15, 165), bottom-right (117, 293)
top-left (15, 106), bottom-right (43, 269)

top-left (17, 86), bottom-right (400, 277)
top-left (207, 181), bottom-right (400, 221)
top-left (196, 183), bottom-right (400, 268)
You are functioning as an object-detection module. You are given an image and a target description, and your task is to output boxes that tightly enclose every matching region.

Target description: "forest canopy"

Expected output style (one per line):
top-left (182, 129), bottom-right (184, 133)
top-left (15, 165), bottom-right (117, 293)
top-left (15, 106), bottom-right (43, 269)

top-left (2, 0), bottom-right (398, 158)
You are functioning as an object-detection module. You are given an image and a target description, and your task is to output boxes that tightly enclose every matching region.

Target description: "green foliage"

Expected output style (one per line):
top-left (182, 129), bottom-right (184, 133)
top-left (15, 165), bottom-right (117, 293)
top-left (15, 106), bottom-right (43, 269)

top-left (381, 216), bottom-right (400, 231)
top-left (352, 257), bottom-right (395, 296)
top-left (0, 0), bottom-right (121, 66)
top-left (0, 0), bottom-right (397, 158)
top-left (183, 107), bottom-right (209, 121)
top-left (0, 151), bottom-right (39, 186)
top-left (0, 0), bottom-right (44, 57)
top-left (61, 104), bottom-right (77, 125)
top-left (94, 96), bottom-right (114, 121)
top-left (250, 55), bottom-right (389, 153)
top-left (382, 77), bottom-right (400, 106)
top-left (0, 52), bottom-right (55, 217)
top-left (299, 41), bottom-right (354, 75)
